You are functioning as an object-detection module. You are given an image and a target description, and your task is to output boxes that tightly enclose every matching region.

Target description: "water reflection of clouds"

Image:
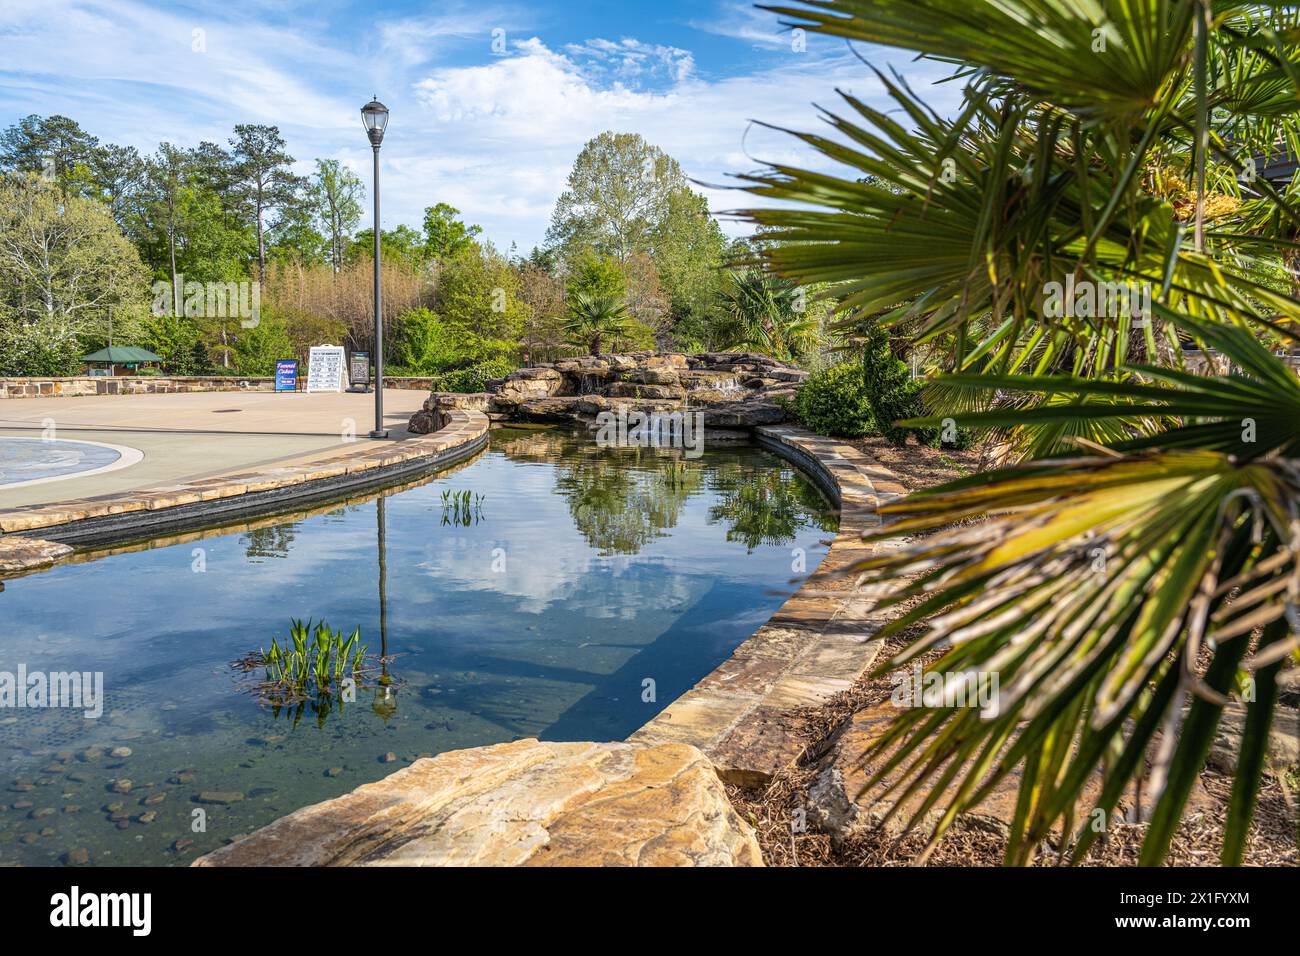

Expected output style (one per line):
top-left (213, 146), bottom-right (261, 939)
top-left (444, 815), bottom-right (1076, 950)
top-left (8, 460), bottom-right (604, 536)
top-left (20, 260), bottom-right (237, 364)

top-left (414, 545), bottom-right (704, 619)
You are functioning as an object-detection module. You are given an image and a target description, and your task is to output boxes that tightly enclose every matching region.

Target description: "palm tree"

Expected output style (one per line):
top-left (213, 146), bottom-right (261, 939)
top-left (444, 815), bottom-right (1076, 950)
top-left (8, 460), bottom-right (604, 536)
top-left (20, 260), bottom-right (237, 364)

top-left (736, 0), bottom-right (1300, 865)
top-left (564, 289), bottom-right (629, 355)
top-left (715, 269), bottom-right (821, 360)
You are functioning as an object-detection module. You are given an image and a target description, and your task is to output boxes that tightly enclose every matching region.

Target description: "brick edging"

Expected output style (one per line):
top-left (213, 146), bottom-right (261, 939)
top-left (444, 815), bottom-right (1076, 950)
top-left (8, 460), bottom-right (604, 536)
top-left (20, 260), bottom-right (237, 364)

top-left (627, 425), bottom-right (908, 787)
top-left (0, 411), bottom-right (490, 562)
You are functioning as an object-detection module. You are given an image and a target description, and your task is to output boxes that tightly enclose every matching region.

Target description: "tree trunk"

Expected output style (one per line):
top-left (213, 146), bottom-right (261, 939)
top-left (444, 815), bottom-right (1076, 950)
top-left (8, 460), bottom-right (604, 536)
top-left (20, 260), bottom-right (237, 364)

top-left (168, 224), bottom-right (179, 317)
top-left (256, 201), bottom-right (266, 286)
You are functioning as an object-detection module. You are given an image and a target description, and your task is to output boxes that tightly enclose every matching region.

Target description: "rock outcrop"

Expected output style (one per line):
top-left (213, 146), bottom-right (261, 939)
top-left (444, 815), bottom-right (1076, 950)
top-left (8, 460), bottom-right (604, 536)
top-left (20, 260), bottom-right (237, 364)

top-left (408, 352), bottom-right (807, 434)
top-left (193, 738), bottom-right (762, 867)
top-left (0, 536), bottom-right (73, 575)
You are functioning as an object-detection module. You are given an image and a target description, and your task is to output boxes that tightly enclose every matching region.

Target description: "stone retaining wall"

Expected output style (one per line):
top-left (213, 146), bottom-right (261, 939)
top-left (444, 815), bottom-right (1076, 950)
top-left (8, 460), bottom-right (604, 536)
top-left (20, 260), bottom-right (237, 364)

top-left (0, 376), bottom-right (274, 399)
top-left (0, 375), bottom-right (440, 399)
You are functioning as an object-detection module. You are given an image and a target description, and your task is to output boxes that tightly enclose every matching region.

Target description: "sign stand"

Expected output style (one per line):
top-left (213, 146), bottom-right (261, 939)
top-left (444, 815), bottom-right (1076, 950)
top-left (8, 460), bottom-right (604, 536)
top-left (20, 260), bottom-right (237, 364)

top-left (274, 360), bottom-right (299, 392)
top-left (306, 345), bottom-right (348, 393)
top-left (347, 351), bottom-right (371, 393)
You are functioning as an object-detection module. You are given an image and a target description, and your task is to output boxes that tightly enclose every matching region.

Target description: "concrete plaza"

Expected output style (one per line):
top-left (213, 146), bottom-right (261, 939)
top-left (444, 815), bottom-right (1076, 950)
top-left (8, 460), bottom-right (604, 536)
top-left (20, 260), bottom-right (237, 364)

top-left (0, 389), bottom-right (428, 509)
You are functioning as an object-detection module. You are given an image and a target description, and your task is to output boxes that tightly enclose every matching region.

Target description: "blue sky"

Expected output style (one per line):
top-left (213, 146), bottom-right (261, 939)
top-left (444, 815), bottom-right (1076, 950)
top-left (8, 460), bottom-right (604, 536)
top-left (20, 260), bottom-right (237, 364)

top-left (0, 0), bottom-right (962, 251)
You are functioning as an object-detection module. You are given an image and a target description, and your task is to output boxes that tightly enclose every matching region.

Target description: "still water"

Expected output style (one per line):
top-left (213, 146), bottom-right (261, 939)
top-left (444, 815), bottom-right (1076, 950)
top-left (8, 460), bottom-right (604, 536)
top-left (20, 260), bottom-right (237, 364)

top-left (0, 426), bottom-right (836, 865)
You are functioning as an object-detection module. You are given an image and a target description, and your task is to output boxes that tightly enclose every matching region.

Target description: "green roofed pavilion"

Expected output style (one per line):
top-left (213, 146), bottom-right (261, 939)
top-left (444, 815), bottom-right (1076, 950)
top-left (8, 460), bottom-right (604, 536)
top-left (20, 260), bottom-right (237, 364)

top-left (81, 346), bottom-right (163, 364)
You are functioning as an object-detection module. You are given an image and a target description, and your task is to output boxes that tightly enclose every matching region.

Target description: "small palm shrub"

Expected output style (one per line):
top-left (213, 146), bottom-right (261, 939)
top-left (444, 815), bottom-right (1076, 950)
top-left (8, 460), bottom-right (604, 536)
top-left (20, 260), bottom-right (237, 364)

top-left (738, 0), bottom-right (1300, 865)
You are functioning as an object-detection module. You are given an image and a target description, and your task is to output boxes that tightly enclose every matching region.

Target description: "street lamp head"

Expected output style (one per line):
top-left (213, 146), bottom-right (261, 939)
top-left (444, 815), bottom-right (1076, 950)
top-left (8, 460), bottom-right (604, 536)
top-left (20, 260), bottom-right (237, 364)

top-left (361, 97), bottom-right (389, 147)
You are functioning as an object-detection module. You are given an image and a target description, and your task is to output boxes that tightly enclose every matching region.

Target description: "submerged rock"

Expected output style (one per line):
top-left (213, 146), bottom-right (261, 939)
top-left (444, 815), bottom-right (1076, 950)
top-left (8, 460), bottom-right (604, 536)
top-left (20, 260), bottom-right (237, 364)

top-left (195, 791), bottom-right (245, 805)
top-left (194, 738), bottom-right (761, 867)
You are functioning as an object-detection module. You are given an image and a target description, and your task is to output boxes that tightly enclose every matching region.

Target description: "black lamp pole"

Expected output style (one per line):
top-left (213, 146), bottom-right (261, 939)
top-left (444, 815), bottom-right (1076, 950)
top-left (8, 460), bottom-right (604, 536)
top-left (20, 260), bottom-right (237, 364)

top-left (362, 97), bottom-right (390, 439)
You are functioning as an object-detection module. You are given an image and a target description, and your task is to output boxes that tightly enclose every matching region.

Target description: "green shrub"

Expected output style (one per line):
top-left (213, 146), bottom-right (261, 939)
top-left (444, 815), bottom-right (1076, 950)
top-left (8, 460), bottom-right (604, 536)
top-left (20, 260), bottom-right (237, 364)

top-left (394, 308), bottom-right (520, 374)
top-left (791, 361), bottom-right (873, 437)
top-left (860, 325), bottom-right (976, 448)
top-left (791, 332), bottom-right (974, 447)
top-left (862, 329), bottom-right (929, 445)
top-left (232, 318), bottom-right (294, 376)
top-left (0, 319), bottom-right (84, 376)
top-left (431, 359), bottom-right (515, 393)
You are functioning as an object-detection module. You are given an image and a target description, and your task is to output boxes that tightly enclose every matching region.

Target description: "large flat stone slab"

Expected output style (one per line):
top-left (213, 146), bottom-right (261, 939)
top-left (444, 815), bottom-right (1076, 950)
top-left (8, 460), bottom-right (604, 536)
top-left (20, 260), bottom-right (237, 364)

top-left (193, 738), bottom-right (762, 867)
top-left (0, 535), bottom-right (72, 574)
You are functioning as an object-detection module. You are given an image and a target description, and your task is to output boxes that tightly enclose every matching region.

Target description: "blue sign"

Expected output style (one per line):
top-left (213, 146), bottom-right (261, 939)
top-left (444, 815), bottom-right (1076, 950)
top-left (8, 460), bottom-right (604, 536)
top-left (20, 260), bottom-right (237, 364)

top-left (275, 360), bottom-right (299, 392)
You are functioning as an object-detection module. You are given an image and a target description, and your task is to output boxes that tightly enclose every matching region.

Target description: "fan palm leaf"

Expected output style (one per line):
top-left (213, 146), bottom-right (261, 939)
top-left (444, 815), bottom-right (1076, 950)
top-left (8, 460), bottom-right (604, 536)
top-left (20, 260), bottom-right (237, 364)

top-left (733, 0), bottom-right (1300, 865)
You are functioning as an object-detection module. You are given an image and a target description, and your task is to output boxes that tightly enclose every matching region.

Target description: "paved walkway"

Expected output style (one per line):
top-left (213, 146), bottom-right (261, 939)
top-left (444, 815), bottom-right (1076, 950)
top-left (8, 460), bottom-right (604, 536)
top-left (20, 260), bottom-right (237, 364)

top-left (0, 389), bottom-right (427, 509)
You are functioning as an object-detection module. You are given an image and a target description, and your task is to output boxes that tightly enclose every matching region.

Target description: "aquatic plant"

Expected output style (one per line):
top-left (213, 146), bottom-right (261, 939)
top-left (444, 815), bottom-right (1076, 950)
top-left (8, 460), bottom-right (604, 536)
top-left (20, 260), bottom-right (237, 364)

top-left (234, 619), bottom-right (369, 705)
top-left (440, 488), bottom-right (486, 526)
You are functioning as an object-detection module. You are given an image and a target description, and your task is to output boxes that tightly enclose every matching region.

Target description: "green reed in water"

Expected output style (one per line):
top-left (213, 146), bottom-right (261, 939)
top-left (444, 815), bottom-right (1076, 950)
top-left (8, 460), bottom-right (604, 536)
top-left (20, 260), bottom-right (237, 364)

top-left (235, 619), bottom-right (368, 704)
top-left (440, 488), bottom-right (486, 526)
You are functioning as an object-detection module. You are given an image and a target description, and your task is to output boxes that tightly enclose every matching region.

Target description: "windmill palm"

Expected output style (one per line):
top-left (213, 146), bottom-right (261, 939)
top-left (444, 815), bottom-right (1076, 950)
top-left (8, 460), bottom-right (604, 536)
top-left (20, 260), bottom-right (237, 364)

top-left (715, 269), bottom-right (822, 360)
top-left (564, 289), bottom-right (629, 355)
top-left (735, 0), bottom-right (1300, 864)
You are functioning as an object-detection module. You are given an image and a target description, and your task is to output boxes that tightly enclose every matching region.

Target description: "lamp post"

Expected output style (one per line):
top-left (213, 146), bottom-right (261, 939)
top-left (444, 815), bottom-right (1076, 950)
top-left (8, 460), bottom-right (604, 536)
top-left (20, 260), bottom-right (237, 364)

top-left (361, 97), bottom-right (390, 438)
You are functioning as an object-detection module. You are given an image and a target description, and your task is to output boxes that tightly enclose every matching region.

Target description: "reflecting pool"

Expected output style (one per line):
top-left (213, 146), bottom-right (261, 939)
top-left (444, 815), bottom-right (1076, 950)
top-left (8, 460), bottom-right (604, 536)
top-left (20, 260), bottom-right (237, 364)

top-left (0, 426), bottom-right (836, 865)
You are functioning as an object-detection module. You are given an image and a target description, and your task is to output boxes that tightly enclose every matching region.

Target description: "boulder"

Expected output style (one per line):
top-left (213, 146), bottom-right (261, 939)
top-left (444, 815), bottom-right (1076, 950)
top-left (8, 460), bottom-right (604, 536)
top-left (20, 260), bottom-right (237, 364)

top-left (431, 392), bottom-right (491, 412)
top-left (515, 397), bottom-right (587, 423)
top-left (622, 367), bottom-right (681, 387)
top-left (607, 382), bottom-right (687, 401)
top-left (509, 367), bottom-right (563, 383)
top-left (1207, 704), bottom-right (1299, 774)
top-left (575, 394), bottom-right (613, 415)
top-left (680, 370), bottom-right (740, 391)
top-left (494, 368), bottom-right (564, 407)
top-left (700, 401), bottom-right (786, 427)
top-left (643, 353), bottom-right (688, 369)
top-left (407, 408), bottom-right (441, 434)
top-left (193, 738), bottom-right (762, 867)
top-left (0, 537), bottom-right (73, 574)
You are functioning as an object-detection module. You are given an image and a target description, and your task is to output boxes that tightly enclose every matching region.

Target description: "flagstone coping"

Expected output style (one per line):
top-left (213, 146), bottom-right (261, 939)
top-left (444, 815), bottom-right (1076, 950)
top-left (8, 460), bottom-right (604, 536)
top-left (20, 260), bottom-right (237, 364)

top-left (628, 425), bottom-right (908, 787)
top-left (0, 410), bottom-right (490, 562)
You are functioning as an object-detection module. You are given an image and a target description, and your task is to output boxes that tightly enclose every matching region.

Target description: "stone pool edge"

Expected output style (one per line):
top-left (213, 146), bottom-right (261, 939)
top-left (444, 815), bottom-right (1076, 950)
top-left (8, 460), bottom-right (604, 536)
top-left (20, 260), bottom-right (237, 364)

top-left (626, 424), bottom-right (907, 787)
top-left (0, 410), bottom-right (490, 568)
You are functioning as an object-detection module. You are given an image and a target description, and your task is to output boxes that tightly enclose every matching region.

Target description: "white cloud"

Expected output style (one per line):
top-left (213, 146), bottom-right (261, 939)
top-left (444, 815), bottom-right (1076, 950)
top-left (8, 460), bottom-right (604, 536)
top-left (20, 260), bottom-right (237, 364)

top-left (0, 2), bottom-right (964, 252)
top-left (563, 37), bottom-right (696, 86)
top-left (404, 36), bottom-right (962, 250)
top-left (690, 2), bottom-right (799, 51)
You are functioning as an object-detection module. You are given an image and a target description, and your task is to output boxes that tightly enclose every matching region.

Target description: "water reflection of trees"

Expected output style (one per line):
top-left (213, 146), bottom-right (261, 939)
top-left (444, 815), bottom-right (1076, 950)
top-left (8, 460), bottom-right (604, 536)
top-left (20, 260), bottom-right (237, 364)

top-left (497, 426), bottom-right (835, 557)
top-left (706, 464), bottom-right (837, 551)
top-left (557, 454), bottom-right (704, 556)
top-left (241, 525), bottom-right (297, 560)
